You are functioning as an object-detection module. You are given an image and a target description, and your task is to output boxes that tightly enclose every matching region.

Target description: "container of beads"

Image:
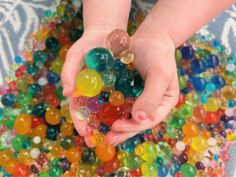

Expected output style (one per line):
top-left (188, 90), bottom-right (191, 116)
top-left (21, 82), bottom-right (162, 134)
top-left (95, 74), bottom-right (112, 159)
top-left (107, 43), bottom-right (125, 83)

top-left (0, 1), bottom-right (236, 177)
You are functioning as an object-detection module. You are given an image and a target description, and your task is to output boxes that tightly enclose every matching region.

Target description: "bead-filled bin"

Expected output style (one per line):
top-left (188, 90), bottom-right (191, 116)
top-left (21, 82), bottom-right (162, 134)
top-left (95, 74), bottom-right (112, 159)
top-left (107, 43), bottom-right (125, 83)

top-left (0, 1), bottom-right (236, 177)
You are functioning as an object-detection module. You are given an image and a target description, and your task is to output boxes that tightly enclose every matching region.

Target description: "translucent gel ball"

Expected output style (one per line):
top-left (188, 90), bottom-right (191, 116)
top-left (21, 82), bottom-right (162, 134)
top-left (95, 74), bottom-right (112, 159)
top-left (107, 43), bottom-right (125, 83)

top-left (76, 69), bottom-right (103, 97)
top-left (85, 48), bottom-right (113, 72)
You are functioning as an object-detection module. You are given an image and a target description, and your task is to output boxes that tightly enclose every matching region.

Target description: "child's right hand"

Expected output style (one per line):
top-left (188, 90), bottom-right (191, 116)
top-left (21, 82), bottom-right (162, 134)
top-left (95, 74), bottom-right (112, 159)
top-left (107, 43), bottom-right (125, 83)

top-left (61, 29), bottom-right (110, 146)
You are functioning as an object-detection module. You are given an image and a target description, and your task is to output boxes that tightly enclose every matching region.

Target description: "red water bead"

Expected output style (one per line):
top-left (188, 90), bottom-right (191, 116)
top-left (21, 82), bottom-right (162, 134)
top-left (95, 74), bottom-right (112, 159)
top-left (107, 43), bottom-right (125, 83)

top-left (204, 112), bottom-right (220, 125)
top-left (8, 81), bottom-right (17, 91)
top-left (175, 172), bottom-right (183, 177)
top-left (33, 67), bottom-right (47, 81)
top-left (175, 94), bottom-right (185, 108)
top-left (31, 116), bottom-right (45, 128)
top-left (103, 156), bottom-right (120, 174)
top-left (58, 33), bottom-right (71, 45)
top-left (36, 153), bottom-right (48, 166)
top-left (45, 94), bottom-right (60, 108)
top-left (193, 106), bottom-right (206, 122)
top-left (35, 91), bottom-right (45, 102)
top-left (13, 164), bottom-right (30, 177)
top-left (127, 169), bottom-right (142, 177)
top-left (72, 96), bottom-right (87, 107)
top-left (96, 167), bottom-right (105, 176)
top-left (98, 104), bottom-right (126, 126)
top-left (43, 84), bottom-right (56, 95)
top-left (74, 136), bottom-right (86, 147)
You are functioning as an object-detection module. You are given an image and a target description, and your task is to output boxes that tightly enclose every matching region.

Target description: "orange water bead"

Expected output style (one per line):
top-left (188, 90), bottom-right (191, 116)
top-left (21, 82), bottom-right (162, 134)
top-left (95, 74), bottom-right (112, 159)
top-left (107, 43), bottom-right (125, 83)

top-left (182, 122), bottom-right (199, 137)
top-left (91, 131), bottom-right (105, 146)
top-left (17, 150), bottom-right (32, 165)
top-left (45, 94), bottom-right (60, 108)
top-left (201, 129), bottom-right (211, 139)
top-left (221, 85), bottom-right (235, 100)
top-left (66, 147), bottom-right (81, 163)
top-left (109, 91), bottom-right (125, 106)
top-left (5, 160), bottom-right (19, 174)
top-left (14, 114), bottom-right (32, 134)
top-left (34, 124), bottom-right (47, 138)
top-left (95, 143), bottom-right (116, 162)
top-left (45, 108), bottom-right (61, 125)
top-left (193, 106), bottom-right (206, 122)
top-left (51, 144), bottom-right (65, 158)
top-left (103, 156), bottom-right (120, 173)
top-left (60, 122), bottom-right (73, 136)
top-left (13, 163), bottom-right (30, 177)
top-left (59, 44), bottom-right (71, 60)
top-left (58, 33), bottom-right (71, 45)
top-left (182, 136), bottom-right (192, 145)
top-left (0, 150), bottom-right (14, 167)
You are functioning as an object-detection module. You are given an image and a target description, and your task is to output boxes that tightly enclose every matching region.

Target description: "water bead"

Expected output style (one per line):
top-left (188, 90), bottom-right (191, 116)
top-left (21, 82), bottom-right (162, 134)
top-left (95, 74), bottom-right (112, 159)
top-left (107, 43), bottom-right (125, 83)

top-left (203, 97), bottom-right (221, 112)
top-left (98, 91), bottom-right (110, 103)
top-left (95, 143), bottom-right (115, 162)
top-left (85, 48), bottom-right (113, 72)
top-left (190, 59), bottom-right (205, 73)
top-left (45, 37), bottom-right (60, 52)
top-left (1, 93), bottom-right (16, 106)
top-left (182, 122), bottom-right (199, 137)
top-left (106, 29), bottom-right (130, 57)
top-left (205, 54), bottom-right (219, 68)
top-left (38, 76), bottom-right (48, 86)
top-left (45, 108), bottom-right (61, 125)
top-left (14, 114), bottom-right (32, 135)
top-left (210, 75), bottom-right (225, 89)
top-left (47, 71), bottom-right (60, 84)
top-left (50, 59), bottom-right (64, 75)
top-left (75, 106), bottom-right (91, 120)
top-left (81, 148), bottom-right (96, 165)
top-left (75, 69), bottom-right (103, 97)
top-left (65, 146), bottom-right (81, 164)
top-left (13, 164), bottom-right (30, 177)
top-left (175, 141), bottom-right (186, 152)
top-left (191, 136), bottom-right (208, 152)
top-left (112, 59), bottom-right (126, 75)
top-left (180, 163), bottom-right (196, 177)
top-left (120, 50), bottom-right (134, 64)
top-left (34, 124), bottom-right (47, 138)
top-left (33, 136), bottom-right (41, 144)
top-left (87, 97), bottom-right (101, 112)
top-left (141, 162), bottom-right (158, 177)
top-left (101, 70), bottom-right (116, 87)
top-left (123, 154), bottom-right (142, 169)
top-left (181, 46), bottom-right (194, 59)
top-left (60, 122), bottom-right (73, 136)
top-left (109, 91), bottom-right (125, 106)
top-left (191, 76), bottom-right (207, 92)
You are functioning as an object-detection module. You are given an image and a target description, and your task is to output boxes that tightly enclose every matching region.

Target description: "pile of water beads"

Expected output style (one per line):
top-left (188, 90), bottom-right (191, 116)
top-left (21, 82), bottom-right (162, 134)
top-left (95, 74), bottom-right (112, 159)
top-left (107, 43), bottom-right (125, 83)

top-left (0, 1), bottom-right (236, 177)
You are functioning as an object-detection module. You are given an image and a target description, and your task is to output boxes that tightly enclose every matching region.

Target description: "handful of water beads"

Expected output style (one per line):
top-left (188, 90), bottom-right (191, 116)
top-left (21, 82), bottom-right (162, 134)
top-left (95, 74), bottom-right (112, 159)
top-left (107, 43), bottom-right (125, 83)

top-left (0, 1), bottom-right (235, 177)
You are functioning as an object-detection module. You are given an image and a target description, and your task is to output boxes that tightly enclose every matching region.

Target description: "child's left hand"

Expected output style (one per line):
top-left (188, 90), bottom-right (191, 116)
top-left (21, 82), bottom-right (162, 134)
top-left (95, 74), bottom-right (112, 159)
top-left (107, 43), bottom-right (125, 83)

top-left (106, 32), bottom-right (179, 146)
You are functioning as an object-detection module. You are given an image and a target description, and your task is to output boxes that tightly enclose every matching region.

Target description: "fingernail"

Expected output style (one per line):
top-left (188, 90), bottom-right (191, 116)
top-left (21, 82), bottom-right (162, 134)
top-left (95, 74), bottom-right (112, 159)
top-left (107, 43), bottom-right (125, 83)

top-left (135, 111), bottom-right (148, 122)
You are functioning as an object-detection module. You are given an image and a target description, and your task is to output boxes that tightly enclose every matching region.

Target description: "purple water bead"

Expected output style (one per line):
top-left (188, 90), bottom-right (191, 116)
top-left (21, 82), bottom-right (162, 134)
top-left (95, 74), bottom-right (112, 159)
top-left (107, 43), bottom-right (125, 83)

top-left (195, 162), bottom-right (205, 170)
top-left (87, 97), bottom-right (102, 112)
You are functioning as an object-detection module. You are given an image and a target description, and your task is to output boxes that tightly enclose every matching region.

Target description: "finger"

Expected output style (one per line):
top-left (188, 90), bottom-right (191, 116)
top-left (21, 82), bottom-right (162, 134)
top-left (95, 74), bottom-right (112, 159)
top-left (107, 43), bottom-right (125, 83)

top-left (61, 41), bottom-right (85, 96)
top-left (105, 130), bottom-right (139, 146)
top-left (131, 68), bottom-right (171, 123)
top-left (69, 97), bottom-right (90, 136)
top-left (84, 136), bottom-right (95, 148)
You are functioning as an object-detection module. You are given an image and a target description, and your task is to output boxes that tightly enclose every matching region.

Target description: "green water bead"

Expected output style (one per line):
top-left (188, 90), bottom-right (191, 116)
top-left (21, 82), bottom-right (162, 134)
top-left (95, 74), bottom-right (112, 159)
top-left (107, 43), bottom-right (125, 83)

top-left (28, 83), bottom-right (41, 96)
top-left (101, 71), bottom-right (116, 87)
top-left (178, 104), bottom-right (193, 119)
top-left (180, 163), bottom-right (197, 177)
top-left (132, 86), bottom-right (143, 97)
top-left (12, 135), bottom-right (28, 152)
top-left (81, 148), bottom-right (96, 165)
top-left (85, 48), bottom-right (113, 72)
top-left (51, 59), bottom-right (64, 75)
top-left (60, 137), bottom-right (73, 150)
top-left (178, 75), bottom-right (187, 90)
top-left (38, 172), bottom-right (50, 177)
top-left (27, 63), bottom-right (39, 75)
top-left (141, 162), bottom-right (158, 177)
top-left (56, 85), bottom-right (66, 100)
top-left (123, 154), bottom-right (142, 169)
top-left (46, 37), bottom-right (60, 52)
top-left (5, 115), bottom-right (16, 129)
top-left (169, 116), bottom-right (185, 128)
top-left (17, 92), bottom-right (33, 105)
top-left (49, 165), bottom-right (63, 177)
top-left (155, 142), bottom-right (172, 161)
top-left (33, 50), bottom-right (47, 68)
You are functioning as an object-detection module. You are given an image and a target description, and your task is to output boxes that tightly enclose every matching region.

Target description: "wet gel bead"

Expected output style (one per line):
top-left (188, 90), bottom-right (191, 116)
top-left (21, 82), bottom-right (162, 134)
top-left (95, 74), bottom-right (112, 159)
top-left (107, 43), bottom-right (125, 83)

top-left (95, 144), bottom-right (115, 162)
top-left (120, 50), bottom-right (134, 64)
top-left (85, 48), bottom-right (113, 72)
top-left (106, 29), bottom-right (130, 57)
top-left (14, 114), bottom-right (32, 135)
top-left (109, 91), bottom-right (125, 106)
top-left (45, 108), bottom-right (61, 125)
top-left (75, 69), bottom-right (103, 97)
top-left (191, 136), bottom-right (208, 152)
top-left (180, 163), bottom-right (196, 177)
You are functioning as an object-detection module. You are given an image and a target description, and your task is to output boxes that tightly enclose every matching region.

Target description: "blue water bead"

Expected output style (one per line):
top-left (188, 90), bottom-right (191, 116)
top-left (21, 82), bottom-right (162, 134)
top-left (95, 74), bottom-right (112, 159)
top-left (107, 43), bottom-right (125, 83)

top-left (158, 165), bottom-right (168, 177)
top-left (1, 93), bottom-right (16, 106)
top-left (85, 48), bottom-right (113, 72)
top-left (98, 122), bottom-right (110, 134)
top-left (206, 83), bottom-right (216, 92)
top-left (28, 83), bottom-right (41, 96)
top-left (191, 76), bottom-right (207, 92)
top-left (47, 71), bottom-right (60, 84)
top-left (210, 75), bottom-right (225, 89)
top-left (181, 88), bottom-right (189, 94)
top-left (15, 56), bottom-right (23, 64)
top-left (205, 55), bottom-right (219, 68)
top-left (46, 125), bottom-right (60, 141)
top-left (0, 108), bottom-right (3, 120)
top-left (119, 135), bottom-right (142, 153)
top-left (190, 59), bottom-right (205, 73)
top-left (181, 46), bottom-right (194, 59)
top-left (32, 103), bottom-right (47, 117)
top-left (227, 100), bottom-right (236, 107)
top-left (3, 173), bottom-right (11, 177)
top-left (98, 91), bottom-right (110, 103)
top-left (200, 94), bottom-right (208, 104)
top-left (211, 40), bottom-right (219, 48)
top-left (112, 59), bottom-right (126, 75)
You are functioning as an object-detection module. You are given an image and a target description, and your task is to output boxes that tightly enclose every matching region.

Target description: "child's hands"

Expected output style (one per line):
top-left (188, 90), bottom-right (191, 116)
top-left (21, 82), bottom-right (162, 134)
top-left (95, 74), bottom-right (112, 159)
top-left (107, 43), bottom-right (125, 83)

top-left (106, 32), bottom-right (179, 146)
top-left (61, 29), bottom-right (110, 146)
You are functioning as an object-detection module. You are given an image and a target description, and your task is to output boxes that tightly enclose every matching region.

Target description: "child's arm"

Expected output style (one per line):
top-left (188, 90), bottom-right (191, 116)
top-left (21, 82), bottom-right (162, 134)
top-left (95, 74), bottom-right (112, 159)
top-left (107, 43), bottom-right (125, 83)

top-left (134, 0), bottom-right (235, 47)
top-left (83, 0), bottom-right (131, 32)
top-left (107, 0), bottom-right (235, 145)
